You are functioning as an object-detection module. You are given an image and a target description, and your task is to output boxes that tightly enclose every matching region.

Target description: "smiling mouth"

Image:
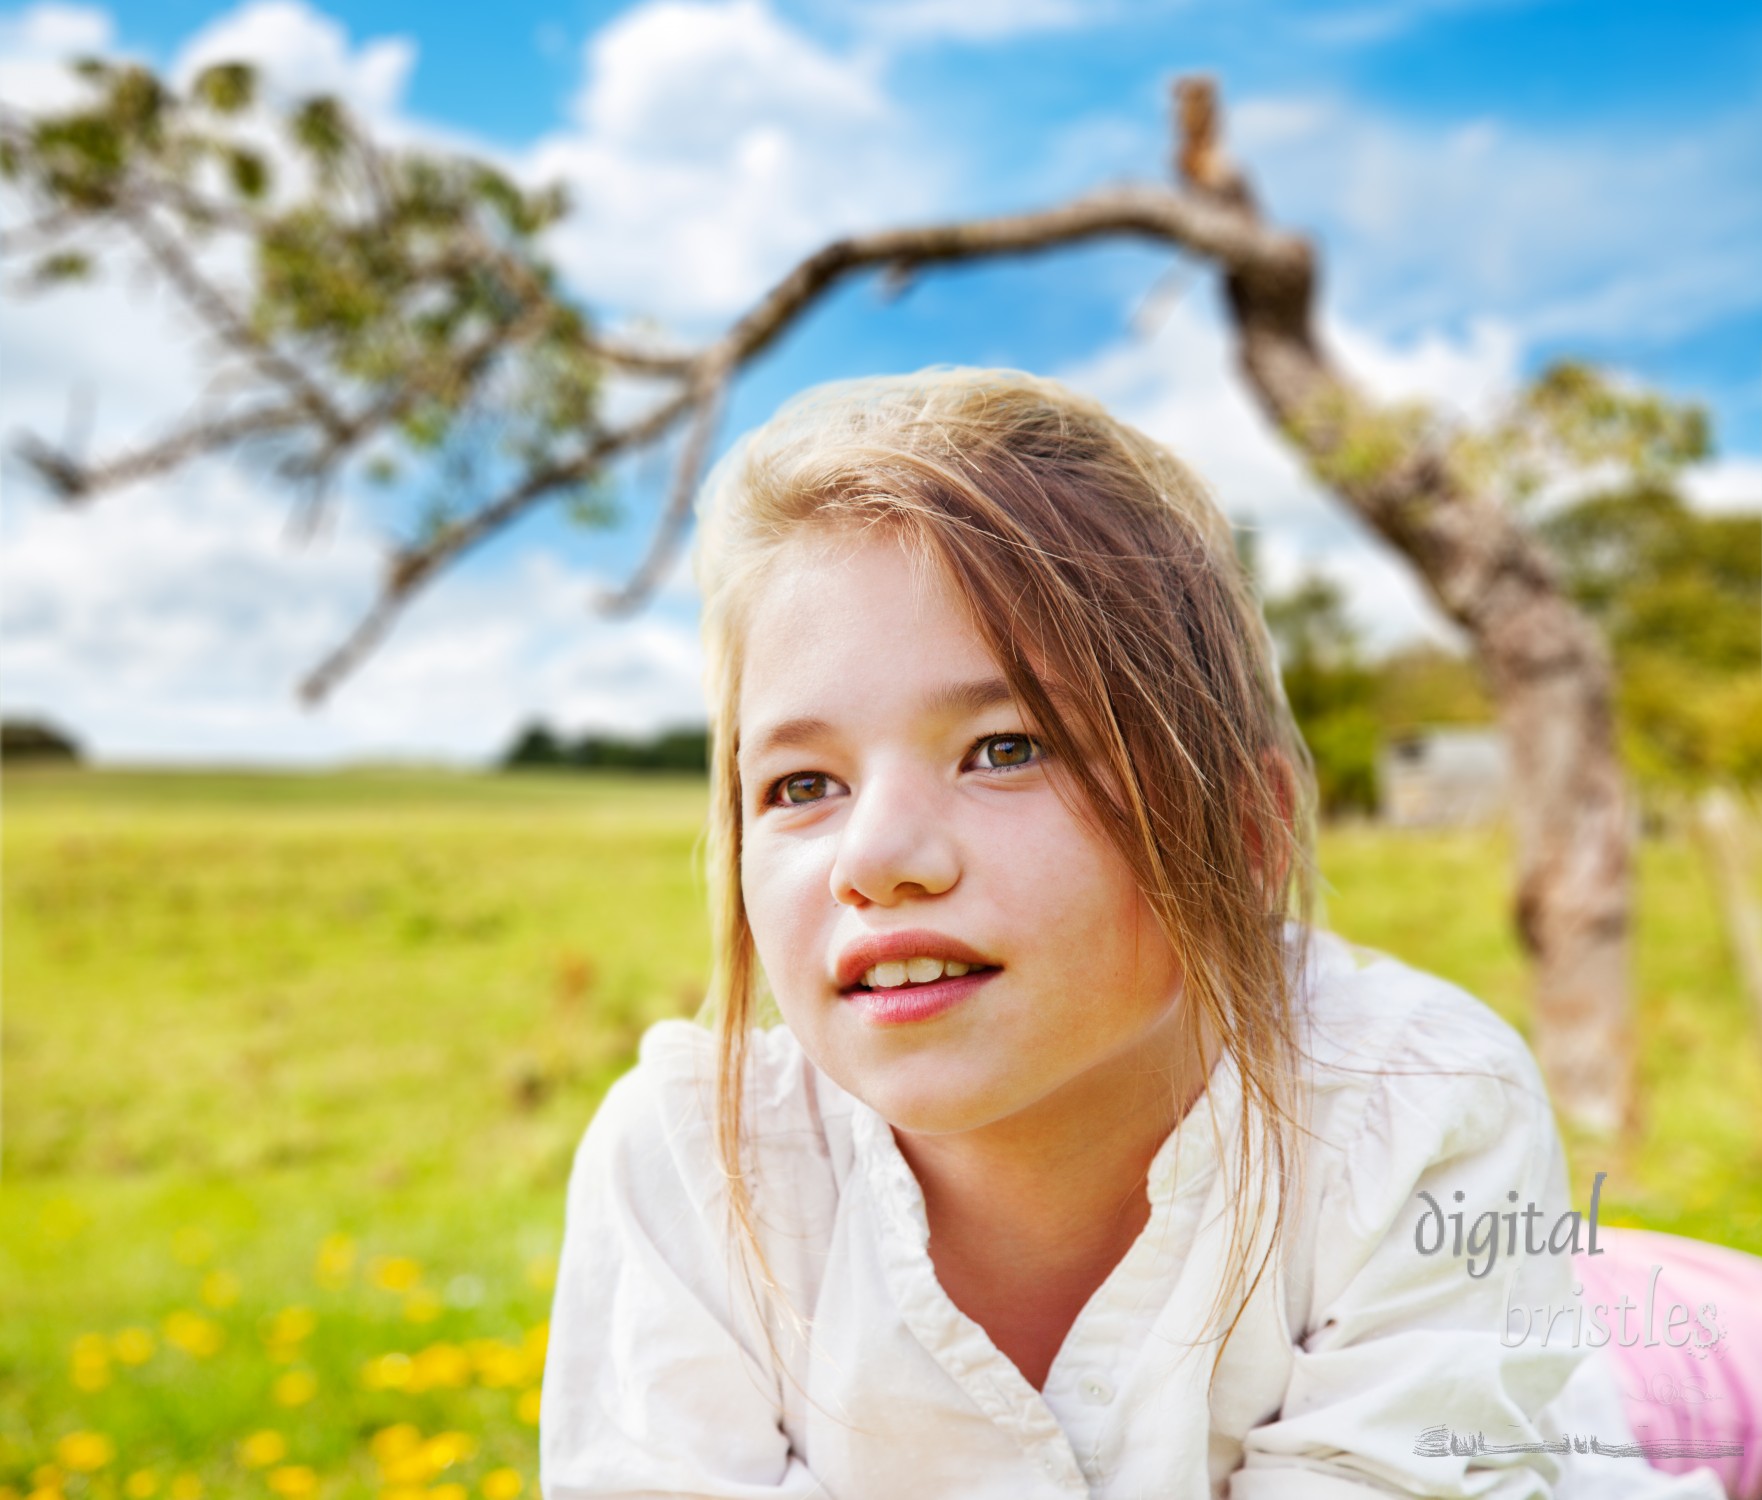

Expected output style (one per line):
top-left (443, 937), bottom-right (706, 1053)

top-left (849, 957), bottom-right (1002, 992)
top-left (842, 965), bottom-right (1000, 994)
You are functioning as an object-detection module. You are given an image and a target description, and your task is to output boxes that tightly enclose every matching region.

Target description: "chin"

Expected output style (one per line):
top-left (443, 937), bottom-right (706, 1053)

top-left (846, 1057), bottom-right (1026, 1137)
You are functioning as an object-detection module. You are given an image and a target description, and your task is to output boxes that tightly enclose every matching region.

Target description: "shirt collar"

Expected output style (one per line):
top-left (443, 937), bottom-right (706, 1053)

top-left (848, 1044), bottom-right (1241, 1245)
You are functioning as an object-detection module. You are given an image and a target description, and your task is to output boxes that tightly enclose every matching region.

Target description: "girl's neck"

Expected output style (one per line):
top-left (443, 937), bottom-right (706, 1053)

top-left (890, 1006), bottom-right (1213, 1389)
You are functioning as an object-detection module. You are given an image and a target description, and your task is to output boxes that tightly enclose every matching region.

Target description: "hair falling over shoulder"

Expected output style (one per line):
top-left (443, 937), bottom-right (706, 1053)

top-left (692, 367), bottom-right (1321, 1374)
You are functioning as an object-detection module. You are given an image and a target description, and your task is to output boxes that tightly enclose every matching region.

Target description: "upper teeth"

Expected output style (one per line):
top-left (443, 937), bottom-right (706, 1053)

top-left (862, 957), bottom-right (972, 988)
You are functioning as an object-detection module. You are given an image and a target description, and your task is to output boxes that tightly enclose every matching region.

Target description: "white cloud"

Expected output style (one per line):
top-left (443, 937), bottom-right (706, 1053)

top-left (0, 0), bottom-right (103, 50)
top-left (848, 0), bottom-right (1092, 45)
top-left (1683, 456), bottom-right (1762, 517)
top-left (0, 2), bottom-right (114, 110)
top-left (1323, 313), bottom-right (1521, 424)
top-left (0, 466), bottom-right (707, 764)
top-left (171, 0), bottom-right (414, 119)
top-left (1062, 297), bottom-right (1316, 523)
top-left (1, 268), bottom-right (209, 454)
top-left (1231, 90), bottom-right (1762, 347)
top-left (524, 0), bottom-right (942, 326)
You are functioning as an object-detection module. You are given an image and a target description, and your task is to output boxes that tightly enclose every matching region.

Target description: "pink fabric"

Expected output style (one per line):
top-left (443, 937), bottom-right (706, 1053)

top-left (1576, 1227), bottom-right (1762, 1500)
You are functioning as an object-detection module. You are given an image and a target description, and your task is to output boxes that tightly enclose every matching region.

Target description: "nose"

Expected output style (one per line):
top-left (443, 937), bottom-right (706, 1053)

top-left (829, 759), bottom-right (960, 908)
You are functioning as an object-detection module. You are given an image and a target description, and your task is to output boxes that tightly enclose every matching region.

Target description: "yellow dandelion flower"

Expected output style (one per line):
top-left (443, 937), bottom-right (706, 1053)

top-left (429, 1486), bottom-right (467, 1500)
top-left (314, 1233), bottom-right (356, 1289)
top-left (368, 1424), bottom-right (422, 1466)
top-left (481, 1469), bottom-right (523, 1500)
top-left (516, 1387), bottom-right (542, 1426)
top-left (268, 1306), bottom-right (316, 1345)
top-left (55, 1432), bottom-right (114, 1472)
top-left (412, 1343), bottom-right (470, 1391)
top-left (124, 1469), bottom-right (160, 1499)
top-left (0, 1485), bottom-right (20, 1500)
top-left (272, 1369), bottom-right (318, 1407)
top-left (163, 1310), bottom-right (224, 1359)
top-left (200, 1270), bottom-right (240, 1309)
top-left (238, 1430), bottom-right (287, 1469)
top-left (401, 1288), bottom-right (443, 1324)
top-left (29, 1466), bottom-right (62, 1490)
top-left (70, 1333), bottom-right (111, 1391)
top-left (524, 1255), bottom-right (557, 1293)
top-left (113, 1327), bottom-right (156, 1365)
top-left (378, 1488), bottom-right (424, 1500)
top-left (377, 1454), bottom-right (431, 1487)
top-left (171, 1226), bottom-right (215, 1267)
top-left (360, 1352), bottom-right (413, 1391)
top-left (70, 1358), bottom-right (111, 1393)
top-left (25, 1486), bottom-right (61, 1500)
top-left (472, 1342), bottom-right (525, 1390)
top-left (369, 1256), bottom-right (422, 1293)
top-left (169, 1472), bottom-right (204, 1500)
top-left (266, 1466), bottom-right (317, 1499)
top-left (420, 1432), bottom-right (476, 1470)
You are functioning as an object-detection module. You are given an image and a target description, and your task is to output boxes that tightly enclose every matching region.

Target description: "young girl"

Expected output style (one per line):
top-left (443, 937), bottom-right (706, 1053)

top-left (539, 369), bottom-right (1748, 1498)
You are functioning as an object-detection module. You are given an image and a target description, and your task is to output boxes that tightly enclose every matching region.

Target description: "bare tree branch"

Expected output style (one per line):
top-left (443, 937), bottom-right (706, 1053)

top-left (706, 187), bottom-right (1302, 374)
top-left (119, 200), bottom-right (351, 443)
top-left (597, 365), bottom-right (730, 616)
top-left (295, 379), bottom-right (700, 703)
top-left (16, 401), bottom-right (308, 499)
top-left (0, 204), bottom-right (91, 256)
top-left (287, 185), bottom-right (1299, 697)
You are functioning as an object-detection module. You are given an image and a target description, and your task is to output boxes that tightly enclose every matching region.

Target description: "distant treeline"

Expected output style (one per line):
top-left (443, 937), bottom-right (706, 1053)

top-left (502, 722), bottom-right (709, 773)
top-left (1, 718), bottom-right (83, 763)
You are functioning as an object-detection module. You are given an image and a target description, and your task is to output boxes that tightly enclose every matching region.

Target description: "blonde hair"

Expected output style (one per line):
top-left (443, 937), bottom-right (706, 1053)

top-left (694, 366), bottom-right (1319, 1371)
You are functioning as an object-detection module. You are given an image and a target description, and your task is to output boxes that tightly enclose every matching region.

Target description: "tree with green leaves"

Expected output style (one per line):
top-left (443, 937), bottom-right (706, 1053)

top-left (5, 59), bottom-right (1721, 1133)
top-left (1261, 572), bottom-right (1380, 819)
top-left (1539, 483), bottom-right (1762, 795)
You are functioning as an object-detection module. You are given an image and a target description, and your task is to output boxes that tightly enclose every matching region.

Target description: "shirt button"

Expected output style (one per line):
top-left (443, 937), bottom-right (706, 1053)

top-left (1038, 1452), bottom-right (1061, 1477)
top-left (1079, 1375), bottom-right (1114, 1405)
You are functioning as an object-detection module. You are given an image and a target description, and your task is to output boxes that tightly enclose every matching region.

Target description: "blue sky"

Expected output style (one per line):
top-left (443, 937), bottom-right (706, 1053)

top-left (2, 0), bottom-right (1758, 763)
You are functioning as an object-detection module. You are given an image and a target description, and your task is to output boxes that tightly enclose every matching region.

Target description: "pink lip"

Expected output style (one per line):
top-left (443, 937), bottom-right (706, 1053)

top-left (833, 928), bottom-right (1000, 993)
top-left (844, 967), bottom-right (999, 1026)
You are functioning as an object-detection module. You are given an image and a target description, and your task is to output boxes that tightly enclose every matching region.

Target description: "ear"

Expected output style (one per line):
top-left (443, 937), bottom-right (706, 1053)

top-left (1241, 748), bottom-right (1296, 907)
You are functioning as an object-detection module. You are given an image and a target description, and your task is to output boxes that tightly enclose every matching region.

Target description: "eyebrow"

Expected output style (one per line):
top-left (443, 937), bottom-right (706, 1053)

top-left (740, 675), bottom-right (1020, 766)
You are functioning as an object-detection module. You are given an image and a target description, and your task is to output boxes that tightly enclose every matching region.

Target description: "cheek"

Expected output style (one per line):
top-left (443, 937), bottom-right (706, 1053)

top-left (1025, 814), bottom-right (1170, 998)
top-left (741, 832), bottom-right (829, 997)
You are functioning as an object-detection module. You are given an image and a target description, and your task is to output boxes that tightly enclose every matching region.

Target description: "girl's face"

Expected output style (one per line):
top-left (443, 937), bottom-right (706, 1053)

top-left (736, 526), bottom-right (1190, 1141)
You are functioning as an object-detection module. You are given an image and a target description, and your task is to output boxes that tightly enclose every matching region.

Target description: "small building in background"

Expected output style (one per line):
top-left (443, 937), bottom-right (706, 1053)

top-left (1379, 727), bottom-right (1507, 827)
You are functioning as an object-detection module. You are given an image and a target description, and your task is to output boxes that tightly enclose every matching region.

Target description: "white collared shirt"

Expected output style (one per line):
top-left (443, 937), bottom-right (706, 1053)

top-left (540, 926), bottom-right (1724, 1499)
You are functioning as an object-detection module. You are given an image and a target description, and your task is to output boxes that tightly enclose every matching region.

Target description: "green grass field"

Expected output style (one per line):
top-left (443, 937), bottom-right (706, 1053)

top-left (4, 768), bottom-right (1759, 1498)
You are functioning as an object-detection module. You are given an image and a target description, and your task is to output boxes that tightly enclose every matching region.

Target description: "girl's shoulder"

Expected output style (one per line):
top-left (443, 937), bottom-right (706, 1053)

top-left (1294, 923), bottom-right (1551, 1105)
top-left (1286, 925), bottom-right (1564, 1252)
